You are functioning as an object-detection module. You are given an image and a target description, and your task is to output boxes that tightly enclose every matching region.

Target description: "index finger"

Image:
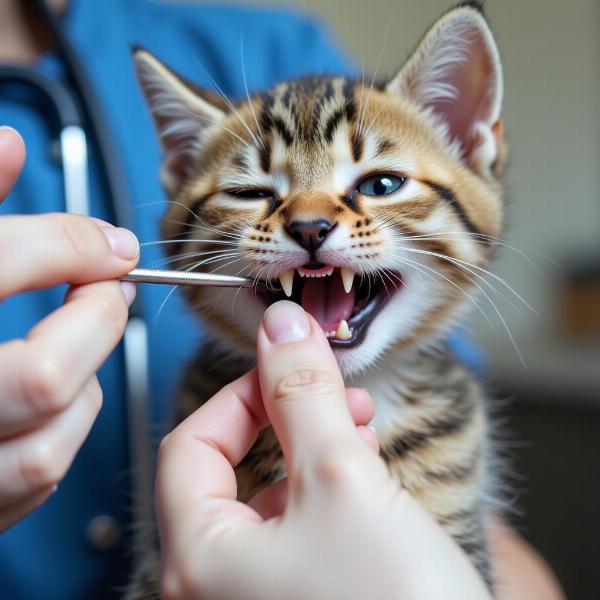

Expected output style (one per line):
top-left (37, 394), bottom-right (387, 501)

top-left (0, 213), bottom-right (139, 298)
top-left (155, 369), bottom-right (267, 537)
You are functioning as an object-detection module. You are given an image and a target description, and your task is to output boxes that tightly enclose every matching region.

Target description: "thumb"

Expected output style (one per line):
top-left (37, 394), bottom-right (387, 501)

top-left (257, 301), bottom-right (360, 475)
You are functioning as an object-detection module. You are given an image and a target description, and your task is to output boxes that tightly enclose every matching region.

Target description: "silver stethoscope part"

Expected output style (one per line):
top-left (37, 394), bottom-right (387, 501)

top-left (121, 268), bottom-right (256, 288)
top-left (0, 66), bottom-right (90, 216)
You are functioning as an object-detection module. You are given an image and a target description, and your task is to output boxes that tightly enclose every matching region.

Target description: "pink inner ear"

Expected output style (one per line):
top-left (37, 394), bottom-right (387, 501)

top-left (430, 34), bottom-right (498, 159)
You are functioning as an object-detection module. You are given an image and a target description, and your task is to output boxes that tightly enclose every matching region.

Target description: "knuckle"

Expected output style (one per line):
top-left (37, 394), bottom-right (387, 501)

top-left (274, 366), bottom-right (340, 403)
top-left (315, 444), bottom-right (371, 491)
top-left (161, 565), bottom-right (202, 600)
top-left (56, 214), bottom-right (99, 262)
top-left (23, 355), bottom-right (69, 414)
top-left (21, 441), bottom-right (65, 488)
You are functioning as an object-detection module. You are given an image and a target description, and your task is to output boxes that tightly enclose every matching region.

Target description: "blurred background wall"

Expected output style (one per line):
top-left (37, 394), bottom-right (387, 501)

top-left (204, 0), bottom-right (600, 596)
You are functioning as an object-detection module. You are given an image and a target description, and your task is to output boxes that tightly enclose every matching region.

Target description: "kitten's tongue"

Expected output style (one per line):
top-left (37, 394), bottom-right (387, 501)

top-left (300, 272), bottom-right (355, 332)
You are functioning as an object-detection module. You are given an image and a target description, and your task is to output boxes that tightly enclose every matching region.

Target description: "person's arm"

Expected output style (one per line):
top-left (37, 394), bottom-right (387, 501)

top-left (155, 301), bottom-right (492, 600)
top-left (0, 127), bottom-right (139, 530)
top-left (491, 517), bottom-right (566, 600)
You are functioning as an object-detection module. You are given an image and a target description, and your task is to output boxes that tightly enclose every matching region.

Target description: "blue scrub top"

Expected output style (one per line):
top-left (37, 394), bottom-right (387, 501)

top-left (0, 2), bottom-right (483, 598)
top-left (0, 2), bottom-right (354, 598)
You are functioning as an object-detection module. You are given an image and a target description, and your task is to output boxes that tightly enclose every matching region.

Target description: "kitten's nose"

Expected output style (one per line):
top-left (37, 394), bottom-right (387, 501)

top-left (285, 219), bottom-right (336, 252)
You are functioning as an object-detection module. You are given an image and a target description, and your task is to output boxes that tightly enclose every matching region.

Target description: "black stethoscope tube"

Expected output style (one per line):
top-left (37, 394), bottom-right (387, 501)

top-left (27, 0), bottom-right (136, 235)
top-left (0, 65), bottom-right (81, 127)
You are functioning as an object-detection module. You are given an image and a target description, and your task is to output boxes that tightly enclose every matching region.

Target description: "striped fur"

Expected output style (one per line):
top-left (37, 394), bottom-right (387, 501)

top-left (127, 4), bottom-right (508, 597)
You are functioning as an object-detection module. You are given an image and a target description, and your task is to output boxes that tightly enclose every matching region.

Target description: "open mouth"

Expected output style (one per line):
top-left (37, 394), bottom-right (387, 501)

top-left (257, 263), bottom-right (402, 348)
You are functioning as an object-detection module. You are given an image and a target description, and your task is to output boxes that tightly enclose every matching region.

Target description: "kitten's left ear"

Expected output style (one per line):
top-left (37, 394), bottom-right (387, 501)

top-left (387, 4), bottom-right (504, 175)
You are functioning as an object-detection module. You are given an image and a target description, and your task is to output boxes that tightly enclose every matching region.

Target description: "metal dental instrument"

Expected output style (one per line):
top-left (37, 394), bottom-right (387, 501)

top-left (121, 268), bottom-right (256, 288)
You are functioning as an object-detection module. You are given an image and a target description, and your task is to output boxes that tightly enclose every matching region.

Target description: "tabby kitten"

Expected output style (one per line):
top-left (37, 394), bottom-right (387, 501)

top-left (128, 3), bottom-right (508, 597)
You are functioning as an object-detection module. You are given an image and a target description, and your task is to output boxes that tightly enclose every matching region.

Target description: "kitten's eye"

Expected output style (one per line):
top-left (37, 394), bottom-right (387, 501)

top-left (357, 174), bottom-right (406, 197)
top-left (225, 188), bottom-right (274, 200)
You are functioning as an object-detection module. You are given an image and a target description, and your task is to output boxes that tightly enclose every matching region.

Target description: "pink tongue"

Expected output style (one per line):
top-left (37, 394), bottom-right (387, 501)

top-left (301, 272), bottom-right (356, 332)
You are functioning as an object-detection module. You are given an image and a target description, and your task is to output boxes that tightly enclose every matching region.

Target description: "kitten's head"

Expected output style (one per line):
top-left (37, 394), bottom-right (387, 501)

top-left (134, 4), bottom-right (506, 376)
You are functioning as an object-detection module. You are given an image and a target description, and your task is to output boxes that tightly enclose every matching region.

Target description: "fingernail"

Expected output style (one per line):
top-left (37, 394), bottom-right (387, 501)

top-left (120, 281), bottom-right (137, 306)
top-left (103, 227), bottom-right (139, 260)
top-left (264, 300), bottom-right (310, 343)
top-left (0, 125), bottom-right (23, 145)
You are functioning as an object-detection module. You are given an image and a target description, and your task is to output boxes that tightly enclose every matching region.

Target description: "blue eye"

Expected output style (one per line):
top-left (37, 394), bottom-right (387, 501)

top-left (357, 174), bottom-right (406, 197)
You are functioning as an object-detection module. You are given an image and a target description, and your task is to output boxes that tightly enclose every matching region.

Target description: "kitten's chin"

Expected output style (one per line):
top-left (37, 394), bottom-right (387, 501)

top-left (205, 265), bottom-right (462, 379)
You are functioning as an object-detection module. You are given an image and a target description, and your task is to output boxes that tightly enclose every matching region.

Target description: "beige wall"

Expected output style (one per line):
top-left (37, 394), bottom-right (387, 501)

top-left (234, 0), bottom-right (600, 353)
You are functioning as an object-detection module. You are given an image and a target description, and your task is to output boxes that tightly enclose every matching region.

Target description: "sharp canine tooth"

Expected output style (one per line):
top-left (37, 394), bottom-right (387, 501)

top-left (335, 319), bottom-right (351, 340)
top-left (340, 268), bottom-right (355, 294)
top-left (279, 270), bottom-right (294, 297)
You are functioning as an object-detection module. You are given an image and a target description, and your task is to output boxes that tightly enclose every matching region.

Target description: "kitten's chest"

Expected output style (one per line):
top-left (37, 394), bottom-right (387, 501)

top-left (347, 356), bottom-right (439, 441)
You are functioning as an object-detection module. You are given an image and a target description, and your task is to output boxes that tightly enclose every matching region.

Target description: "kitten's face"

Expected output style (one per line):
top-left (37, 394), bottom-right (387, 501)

top-left (135, 5), bottom-right (506, 376)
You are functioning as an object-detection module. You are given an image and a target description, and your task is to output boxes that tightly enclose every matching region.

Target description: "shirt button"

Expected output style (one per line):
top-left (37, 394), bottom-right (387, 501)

top-left (86, 514), bottom-right (122, 552)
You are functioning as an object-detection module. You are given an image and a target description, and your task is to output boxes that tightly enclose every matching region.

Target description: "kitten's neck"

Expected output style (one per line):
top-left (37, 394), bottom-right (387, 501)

top-left (347, 343), bottom-right (469, 433)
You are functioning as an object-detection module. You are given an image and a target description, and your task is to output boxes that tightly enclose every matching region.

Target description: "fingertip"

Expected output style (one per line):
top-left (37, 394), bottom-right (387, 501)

top-left (346, 388), bottom-right (375, 425)
top-left (102, 227), bottom-right (140, 262)
top-left (0, 127), bottom-right (25, 162)
top-left (262, 301), bottom-right (310, 343)
top-left (258, 302), bottom-right (331, 354)
top-left (119, 281), bottom-right (137, 306)
top-left (357, 425), bottom-right (379, 454)
top-left (0, 126), bottom-right (26, 200)
top-left (0, 125), bottom-right (25, 146)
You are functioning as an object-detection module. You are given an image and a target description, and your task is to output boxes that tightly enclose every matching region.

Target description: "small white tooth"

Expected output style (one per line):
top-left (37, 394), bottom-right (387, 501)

top-left (297, 269), bottom-right (306, 278)
top-left (279, 270), bottom-right (294, 297)
top-left (335, 319), bottom-right (351, 340)
top-left (340, 267), bottom-right (355, 294)
top-left (325, 267), bottom-right (334, 276)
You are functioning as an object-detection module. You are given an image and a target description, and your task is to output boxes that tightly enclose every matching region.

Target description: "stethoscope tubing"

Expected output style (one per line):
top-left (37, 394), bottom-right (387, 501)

top-left (0, 66), bottom-right (90, 216)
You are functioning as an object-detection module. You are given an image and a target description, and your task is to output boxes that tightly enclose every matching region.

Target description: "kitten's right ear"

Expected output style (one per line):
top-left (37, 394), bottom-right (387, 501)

top-left (386, 4), bottom-right (504, 176)
top-left (133, 47), bottom-right (225, 190)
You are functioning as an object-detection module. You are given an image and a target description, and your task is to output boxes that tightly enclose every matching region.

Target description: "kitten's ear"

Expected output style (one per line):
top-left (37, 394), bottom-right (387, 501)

top-left (386, 4), bottom-right (504, 175)
top-left (133, 47), bottom-right (225, 190)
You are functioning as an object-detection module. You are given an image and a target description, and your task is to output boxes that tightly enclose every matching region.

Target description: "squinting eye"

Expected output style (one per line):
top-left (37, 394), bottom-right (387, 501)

top-left (357, 174), bottom-right (406, 197)
top-left (225, 188), bottom-right (274, 200)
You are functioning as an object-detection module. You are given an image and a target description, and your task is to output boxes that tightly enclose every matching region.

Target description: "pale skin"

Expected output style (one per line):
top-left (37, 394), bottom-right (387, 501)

top-left (0, 2), bottom-right (565, 598)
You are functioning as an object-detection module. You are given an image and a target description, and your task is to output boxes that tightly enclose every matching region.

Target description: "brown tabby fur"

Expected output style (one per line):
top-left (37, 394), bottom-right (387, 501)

top-left (127, 3), bottom-right (509, 597)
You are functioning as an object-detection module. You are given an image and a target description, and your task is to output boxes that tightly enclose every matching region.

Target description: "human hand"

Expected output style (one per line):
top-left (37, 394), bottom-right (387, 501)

top-left (0, 127), bottom-right (139, 530)
top-left (156, 300), bottom-right (492, 600)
